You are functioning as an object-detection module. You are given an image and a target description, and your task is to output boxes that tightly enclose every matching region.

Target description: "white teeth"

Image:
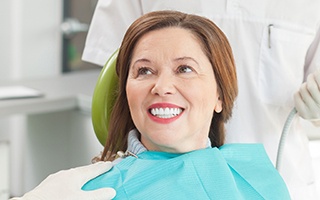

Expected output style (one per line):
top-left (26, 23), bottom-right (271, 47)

top-left (150, 107), bottom-right (182, 118)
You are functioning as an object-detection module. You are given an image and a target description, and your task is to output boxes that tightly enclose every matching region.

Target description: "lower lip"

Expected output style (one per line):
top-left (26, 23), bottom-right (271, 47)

top-left (147, 112), bottom-right (183, 124)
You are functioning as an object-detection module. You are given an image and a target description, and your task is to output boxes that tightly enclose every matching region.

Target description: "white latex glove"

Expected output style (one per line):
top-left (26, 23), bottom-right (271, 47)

top-left (10, 161), bottom-right (116, 200)
top-left (294, 69), bottom-right (320, 126)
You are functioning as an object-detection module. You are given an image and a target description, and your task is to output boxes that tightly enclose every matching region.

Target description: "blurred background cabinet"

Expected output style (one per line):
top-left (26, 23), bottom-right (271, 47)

top-left (0, 141), bottom-right (9, 200)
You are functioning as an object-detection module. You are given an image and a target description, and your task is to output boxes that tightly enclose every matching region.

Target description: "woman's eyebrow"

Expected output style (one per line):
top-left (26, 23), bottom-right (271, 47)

top-left (174, 56), bottom-right (199, 65)
top-left (132, 58), bottom-right (151, 65)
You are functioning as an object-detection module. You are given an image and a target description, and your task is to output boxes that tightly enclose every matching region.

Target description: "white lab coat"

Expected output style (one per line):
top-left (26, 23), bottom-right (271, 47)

top-left (82, 0), bottom-right (320, 199)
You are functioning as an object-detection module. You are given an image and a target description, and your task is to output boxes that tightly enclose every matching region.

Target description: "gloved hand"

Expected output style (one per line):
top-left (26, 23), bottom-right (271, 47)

top-left (294, 69), bottom-right (320, 126)
top-left (10, 161), bottom-right (116, 200)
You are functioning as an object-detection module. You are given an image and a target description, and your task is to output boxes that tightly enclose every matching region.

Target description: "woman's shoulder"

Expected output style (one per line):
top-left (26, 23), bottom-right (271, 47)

top-left (218, 143), bottom-right (290, 199)
top-left (219, 143), bottom-right (269, 161)
top-left (218, 143), bottom-right (277, 173)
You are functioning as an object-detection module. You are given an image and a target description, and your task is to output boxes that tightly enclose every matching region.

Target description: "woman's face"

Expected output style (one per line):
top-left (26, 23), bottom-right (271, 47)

top-left (126, 27), bottom-right (222, 153)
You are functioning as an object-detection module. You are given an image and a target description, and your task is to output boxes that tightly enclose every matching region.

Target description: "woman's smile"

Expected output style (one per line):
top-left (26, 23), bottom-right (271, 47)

top-left (148, 103), bottom-right (184, 123)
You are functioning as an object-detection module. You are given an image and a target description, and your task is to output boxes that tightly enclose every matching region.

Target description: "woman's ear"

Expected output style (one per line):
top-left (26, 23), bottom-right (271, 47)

top-left (214, 96), bottom-right (223, 113)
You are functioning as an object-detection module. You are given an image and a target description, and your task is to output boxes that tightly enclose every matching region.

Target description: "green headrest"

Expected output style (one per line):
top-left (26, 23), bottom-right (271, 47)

top-left (92, 50), bottom-right (119, 146)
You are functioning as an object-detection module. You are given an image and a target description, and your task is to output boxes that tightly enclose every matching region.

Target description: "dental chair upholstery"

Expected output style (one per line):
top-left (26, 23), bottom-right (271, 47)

top-left (92, 50), bottom-right (119, 146)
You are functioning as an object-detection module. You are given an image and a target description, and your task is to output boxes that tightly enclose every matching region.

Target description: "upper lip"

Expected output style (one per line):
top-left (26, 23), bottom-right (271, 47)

top-left (148, 102), bottom-right (184, 109)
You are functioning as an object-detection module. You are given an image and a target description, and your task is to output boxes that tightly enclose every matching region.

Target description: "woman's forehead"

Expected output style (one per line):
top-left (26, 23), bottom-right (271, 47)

top-left (131, 27), bottom-right (207, 61)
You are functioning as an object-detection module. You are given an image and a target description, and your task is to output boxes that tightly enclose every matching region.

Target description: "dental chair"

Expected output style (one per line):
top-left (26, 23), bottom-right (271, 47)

top-left (91, 50), bottom-right (119, 146)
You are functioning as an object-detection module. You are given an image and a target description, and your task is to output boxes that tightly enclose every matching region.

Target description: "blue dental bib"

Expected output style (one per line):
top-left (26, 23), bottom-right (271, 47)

top-left (82, 144), bottom-right (290, 199)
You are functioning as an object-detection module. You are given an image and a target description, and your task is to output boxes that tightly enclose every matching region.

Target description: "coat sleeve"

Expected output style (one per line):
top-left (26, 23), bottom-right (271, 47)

top-left (82, 0), bottom-right (143, 66)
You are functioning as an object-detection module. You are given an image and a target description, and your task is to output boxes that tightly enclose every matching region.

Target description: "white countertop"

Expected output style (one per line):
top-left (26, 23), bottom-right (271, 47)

top-left (0, 70), bottom-right (101, 117)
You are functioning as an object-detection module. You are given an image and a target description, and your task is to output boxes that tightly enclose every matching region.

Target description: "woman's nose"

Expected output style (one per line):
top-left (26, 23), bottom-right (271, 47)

top-left (151, 73), bottom-right (176, 96)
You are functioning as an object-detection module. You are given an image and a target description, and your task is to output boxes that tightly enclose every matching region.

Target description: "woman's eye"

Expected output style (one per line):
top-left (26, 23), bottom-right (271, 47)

top-left (137, 67), bottom-right (152, 75)
top-left (177, 65), bottom-right (193, 73)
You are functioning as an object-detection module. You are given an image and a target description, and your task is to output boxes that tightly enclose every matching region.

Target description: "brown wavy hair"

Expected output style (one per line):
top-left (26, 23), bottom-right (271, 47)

top-left (100, 10), bottom-right (238, 161)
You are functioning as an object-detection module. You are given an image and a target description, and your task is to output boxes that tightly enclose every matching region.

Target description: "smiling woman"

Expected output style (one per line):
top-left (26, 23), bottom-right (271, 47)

top-left (126, 27), bottom-right (223, 153)
top-left (103, 11), bottom-right (238, 160)
top-left (82, 10), bottom-right (290, 199)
